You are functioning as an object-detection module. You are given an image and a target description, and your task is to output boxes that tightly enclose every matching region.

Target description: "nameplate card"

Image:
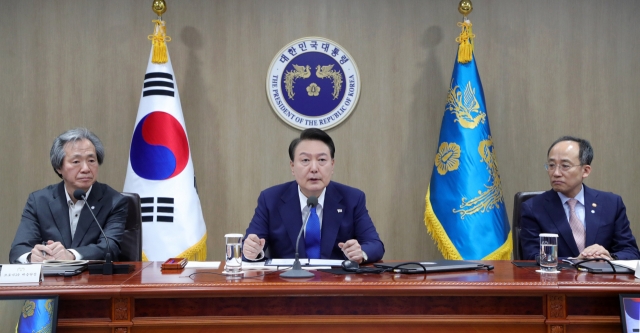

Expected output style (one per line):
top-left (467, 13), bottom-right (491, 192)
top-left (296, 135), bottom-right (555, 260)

top-left (0, 264), bottom-right (43, 284)
top-left (635, 262), bottom-right (640, 279)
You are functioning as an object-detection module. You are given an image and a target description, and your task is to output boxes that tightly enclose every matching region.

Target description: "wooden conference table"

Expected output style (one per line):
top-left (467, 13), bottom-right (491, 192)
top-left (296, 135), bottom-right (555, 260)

top-left (0, 260), bottom-right (639, 333)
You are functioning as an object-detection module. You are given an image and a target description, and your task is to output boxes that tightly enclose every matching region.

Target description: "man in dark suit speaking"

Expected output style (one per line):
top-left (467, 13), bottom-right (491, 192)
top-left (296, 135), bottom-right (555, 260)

top-left (9, 128), bottom-right (127, 263)
top-left (243, 128), bottom-right (384, 263)
top-left (520, 136), bottom-right (640, 260)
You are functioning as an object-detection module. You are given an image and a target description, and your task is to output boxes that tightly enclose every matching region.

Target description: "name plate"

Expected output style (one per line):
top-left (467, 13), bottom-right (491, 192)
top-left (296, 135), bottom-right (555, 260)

top-left (0, 264), bottom-right (42, 284)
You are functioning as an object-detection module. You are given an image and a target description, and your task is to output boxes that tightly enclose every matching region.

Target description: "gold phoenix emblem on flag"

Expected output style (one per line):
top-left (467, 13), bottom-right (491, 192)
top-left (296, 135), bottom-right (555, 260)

top-left (446, 80), bottom-right (486, 129)
top-left (45, 299), bottom-right (53, 313)
top-left (453, 137), bottom-right (504, 219)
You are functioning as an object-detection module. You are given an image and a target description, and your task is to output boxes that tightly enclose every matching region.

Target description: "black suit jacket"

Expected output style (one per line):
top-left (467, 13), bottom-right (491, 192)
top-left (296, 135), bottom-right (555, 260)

top-left (520, 185), bottom-right (640, 260)
top-left (9, 181), bottom-right (128, 263)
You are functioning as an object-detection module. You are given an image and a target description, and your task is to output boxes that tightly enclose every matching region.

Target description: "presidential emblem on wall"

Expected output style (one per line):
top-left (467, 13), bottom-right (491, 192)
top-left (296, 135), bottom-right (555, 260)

top-left (266, 37), bottom-right (361, 130)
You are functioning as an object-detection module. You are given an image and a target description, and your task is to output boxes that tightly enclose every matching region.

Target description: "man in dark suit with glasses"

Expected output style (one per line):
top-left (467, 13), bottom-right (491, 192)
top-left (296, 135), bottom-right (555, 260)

top-left (520, 136), bottom-right (640, 260)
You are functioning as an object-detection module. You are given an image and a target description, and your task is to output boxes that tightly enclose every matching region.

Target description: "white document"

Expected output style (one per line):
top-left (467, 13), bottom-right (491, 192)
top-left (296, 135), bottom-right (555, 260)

top-left (185, 261), bottom-right (221, 269)
top-left (238, 262), bottom-right (331, 271)
top-left (43, 260), bottom-right (89, 266)
top-left (240, 262), bottom-right (277, 270)
top-left (266, 258), bottom-right (344, 267)
top-left (611, 260), bottom-right (640, 271)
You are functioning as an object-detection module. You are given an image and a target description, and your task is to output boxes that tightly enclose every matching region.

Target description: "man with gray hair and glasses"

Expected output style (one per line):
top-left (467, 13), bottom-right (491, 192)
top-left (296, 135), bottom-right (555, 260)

top-left (9, 128), bottom-right (128, 263)
top-left (520, 136), bottom-right (640, 260)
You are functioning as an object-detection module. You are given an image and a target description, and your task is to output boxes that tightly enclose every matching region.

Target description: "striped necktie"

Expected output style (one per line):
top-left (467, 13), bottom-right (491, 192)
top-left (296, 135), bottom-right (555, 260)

top-left (567, 198), bottom-right (586, 252)
top-left (305, 206), bottom-right (321, 259)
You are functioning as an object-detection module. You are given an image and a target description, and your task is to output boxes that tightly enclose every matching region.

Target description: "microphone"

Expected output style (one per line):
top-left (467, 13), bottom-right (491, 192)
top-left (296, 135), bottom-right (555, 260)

top-left (73, 189), bottom-right (131, 275)
top-left (280, 196), bottom-right (318, 278)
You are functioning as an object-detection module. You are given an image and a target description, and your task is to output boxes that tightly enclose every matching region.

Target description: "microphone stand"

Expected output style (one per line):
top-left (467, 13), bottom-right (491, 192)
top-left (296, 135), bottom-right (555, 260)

top-left (73, 190), bottom-right (131, 275)
top-left (280, 198), bottom-right (317, 278)
top-left (89, 252), bottom-right (132, 275)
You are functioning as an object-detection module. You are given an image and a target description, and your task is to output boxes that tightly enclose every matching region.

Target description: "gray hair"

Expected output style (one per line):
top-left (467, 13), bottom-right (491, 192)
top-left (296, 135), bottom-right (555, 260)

top-left (50, 128), bottom-right (105, 178)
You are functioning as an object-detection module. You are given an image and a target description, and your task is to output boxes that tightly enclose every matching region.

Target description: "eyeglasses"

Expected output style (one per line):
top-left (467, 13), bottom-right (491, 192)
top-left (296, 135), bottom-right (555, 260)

top-left (544, 162), bottom-right (583, 172)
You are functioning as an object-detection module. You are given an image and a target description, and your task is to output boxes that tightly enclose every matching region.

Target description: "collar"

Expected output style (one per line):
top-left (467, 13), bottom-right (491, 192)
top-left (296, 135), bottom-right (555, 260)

top-left (297, 185), bottom-right (326, 211)
top-left (64, 185), bottom-right (93, 206)
top-left (557, 184), bottom-right (585, 206)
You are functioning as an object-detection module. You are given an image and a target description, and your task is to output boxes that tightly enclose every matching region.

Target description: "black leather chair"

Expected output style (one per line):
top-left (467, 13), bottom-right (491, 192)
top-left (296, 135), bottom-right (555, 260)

top-left (512, 191), bottom-right (544, 260)
top-left (119, 192), bottom-right (142, 262)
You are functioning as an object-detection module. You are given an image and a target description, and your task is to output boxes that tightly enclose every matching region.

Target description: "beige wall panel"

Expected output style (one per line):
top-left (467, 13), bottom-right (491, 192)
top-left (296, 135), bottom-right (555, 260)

top-left (1, 0), bottom-right (639, 262)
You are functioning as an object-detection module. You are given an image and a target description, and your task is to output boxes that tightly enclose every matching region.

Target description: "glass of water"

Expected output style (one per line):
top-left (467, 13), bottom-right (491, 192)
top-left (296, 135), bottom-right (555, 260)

top-left (224, 233), bottom-right (244, 275)
top-left (539, 233), bottom-right (558, 272)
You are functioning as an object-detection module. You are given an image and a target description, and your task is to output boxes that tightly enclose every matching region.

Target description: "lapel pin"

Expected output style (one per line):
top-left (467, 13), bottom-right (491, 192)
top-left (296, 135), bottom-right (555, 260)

top-left (592, 203), bottom-right (597, 207)
top-left (337, 209), bottom-right (342, 213)
top-left (91, 206), bottom-right (95, 210)
top-left (591, 210), bottom-right (595, 214)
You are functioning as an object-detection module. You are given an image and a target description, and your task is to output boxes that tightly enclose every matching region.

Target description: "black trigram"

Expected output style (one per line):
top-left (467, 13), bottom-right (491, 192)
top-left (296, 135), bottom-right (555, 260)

top-left (141, 197), bottom-right (175, 222)
top-left (142, 72), bottom-right (175, 97)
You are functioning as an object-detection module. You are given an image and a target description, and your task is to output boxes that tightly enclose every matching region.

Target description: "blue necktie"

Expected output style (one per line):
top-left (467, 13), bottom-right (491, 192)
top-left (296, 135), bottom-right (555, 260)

top-left (305, 206), bottom-right (321, 259)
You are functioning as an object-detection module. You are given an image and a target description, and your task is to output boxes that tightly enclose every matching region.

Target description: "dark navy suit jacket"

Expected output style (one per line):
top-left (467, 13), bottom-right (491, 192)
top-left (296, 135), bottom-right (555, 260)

top-left (10, 181), bottom-right (128, 263)
top-left (520, 185), bottom-right (640, 260)
top-left (244, 181), bottom-right (385, 262)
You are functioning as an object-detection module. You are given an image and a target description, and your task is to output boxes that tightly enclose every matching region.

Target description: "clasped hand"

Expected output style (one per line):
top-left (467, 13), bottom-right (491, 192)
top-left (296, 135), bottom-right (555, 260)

top-left (577, 244), bottom-right (612, 260)
top-left (30, 240), bottom-right (75, 262)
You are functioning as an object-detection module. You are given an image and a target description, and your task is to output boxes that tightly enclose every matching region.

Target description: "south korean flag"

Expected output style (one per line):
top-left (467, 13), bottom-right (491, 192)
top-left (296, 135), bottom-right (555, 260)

top-left (123, 44), bottom-right (207, 261)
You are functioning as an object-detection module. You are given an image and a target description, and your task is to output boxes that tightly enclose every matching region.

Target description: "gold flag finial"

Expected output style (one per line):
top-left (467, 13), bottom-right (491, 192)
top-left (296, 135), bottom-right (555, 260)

top-left (148, 0), bottom-right (171, 64)
top-left (458, 0), bottom-right (473, 17)
top-left (152, 0), bottom-right (167, 18)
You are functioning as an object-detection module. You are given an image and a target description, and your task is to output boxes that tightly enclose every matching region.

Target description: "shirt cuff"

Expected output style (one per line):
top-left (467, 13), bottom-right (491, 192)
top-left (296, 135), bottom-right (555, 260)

top-left (68, 249), bottom-right (82, 260)
top-left (245, 250), bottom-right (265, 261)
top-left (17, 252), bottom-right (30, 264)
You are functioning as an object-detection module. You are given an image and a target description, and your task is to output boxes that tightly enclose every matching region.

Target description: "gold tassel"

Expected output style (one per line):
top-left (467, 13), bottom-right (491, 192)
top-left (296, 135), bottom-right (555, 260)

top-left (482, 232), bottom-right (512, 260)
top-left (141, 234), bottom-right (207, 261)
top-left (455, 20), bottom-right (475, 64)
top-left (148, 19), bottom-right (172, 64)
top-left (176, 234), bottom-right (208, 261)
top-left (424, 186), bottom-right (463, 260)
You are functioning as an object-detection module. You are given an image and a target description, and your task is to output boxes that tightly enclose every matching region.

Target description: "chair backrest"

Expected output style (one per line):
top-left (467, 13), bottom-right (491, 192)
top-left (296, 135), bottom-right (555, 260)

top-left (119, 192), bottom-right (142, 262)
top-left (512, 191), bottom-right (544, 260)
